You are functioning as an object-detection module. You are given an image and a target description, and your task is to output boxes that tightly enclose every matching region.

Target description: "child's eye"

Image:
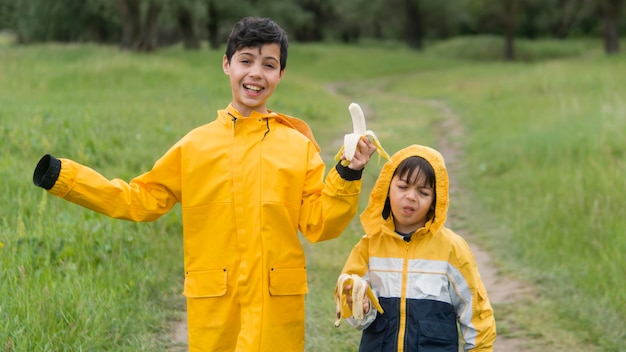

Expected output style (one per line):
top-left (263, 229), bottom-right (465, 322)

top-left (264, 63), bottom-right (276, 69)
top-left (419, 188), bottom-right (433, 196)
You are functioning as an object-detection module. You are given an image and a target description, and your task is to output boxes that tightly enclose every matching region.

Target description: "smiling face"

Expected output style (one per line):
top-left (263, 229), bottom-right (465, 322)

top-left (222, 44), bottom-right (284, 117)
top-left (388, 164), bottom-right (435, 234)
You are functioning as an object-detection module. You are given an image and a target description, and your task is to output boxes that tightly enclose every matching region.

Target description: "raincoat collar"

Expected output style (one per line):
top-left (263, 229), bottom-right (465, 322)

top-left (219, 104), bottom-right (320, 152)
top-left (360, 144), bottom-right (449, 237)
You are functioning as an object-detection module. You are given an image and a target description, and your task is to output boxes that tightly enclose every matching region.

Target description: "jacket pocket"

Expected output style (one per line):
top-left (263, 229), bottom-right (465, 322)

top-left (418, 320), bottom-right (458, 351)
top-left (268, 267), bottom-right (308, 295)
top-left (183, 269), bottom-right (227, 298)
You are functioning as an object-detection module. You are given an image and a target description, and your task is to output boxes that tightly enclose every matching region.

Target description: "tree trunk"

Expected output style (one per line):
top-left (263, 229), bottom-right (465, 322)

top-left (116, 0), bottom-right (141, 50)
top-left (178, 5), bottom-right (200, 50)
top-left (207, 0), bottom-right (220, 50)
top-left (504, 0), bottom-right (517, 61)
top-left (137, 1), bottom-right (162, 52)
top-left (116, 0), bottom-right (162, 52)
top-left (601, 0), bottom-right (621, 54)
top-left (404, 0), bottom-right (424, 50)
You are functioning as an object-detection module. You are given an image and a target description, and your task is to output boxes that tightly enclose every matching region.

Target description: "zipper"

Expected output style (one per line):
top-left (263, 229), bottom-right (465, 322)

top-left (397, 241), bottom-right (410, 352)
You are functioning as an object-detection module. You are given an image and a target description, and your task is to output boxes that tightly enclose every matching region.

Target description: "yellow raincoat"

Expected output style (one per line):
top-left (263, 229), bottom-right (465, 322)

top-left (341, 145), bottom-right (496, 351)
top-left (41, 104), bottom-right (363, 351)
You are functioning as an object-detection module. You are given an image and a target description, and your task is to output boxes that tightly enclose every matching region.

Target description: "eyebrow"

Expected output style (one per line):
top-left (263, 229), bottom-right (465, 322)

top-left (237, 50), bottom-right (279, 62)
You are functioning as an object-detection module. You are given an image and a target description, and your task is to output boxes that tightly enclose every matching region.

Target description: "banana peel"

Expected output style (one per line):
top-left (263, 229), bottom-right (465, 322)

top-left (334, 273), bottom-right (384, 327)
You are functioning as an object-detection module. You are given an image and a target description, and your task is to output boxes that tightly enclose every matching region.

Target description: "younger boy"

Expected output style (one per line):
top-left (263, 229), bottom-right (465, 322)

top-left (337, 144), bottom-right (496, 351)
top-left (33, 16), bottom-right (377, 351)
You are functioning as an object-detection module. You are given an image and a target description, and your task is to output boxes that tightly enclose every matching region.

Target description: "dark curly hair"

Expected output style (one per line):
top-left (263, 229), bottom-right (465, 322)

top-left (225, 17), bottom-right (289, 71)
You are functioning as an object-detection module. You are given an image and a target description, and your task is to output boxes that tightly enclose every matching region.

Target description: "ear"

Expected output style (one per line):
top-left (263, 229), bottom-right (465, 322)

top-left (222, 55), bottom-right (230, 75)
top-left (278, 69), bottom-right (285, 80)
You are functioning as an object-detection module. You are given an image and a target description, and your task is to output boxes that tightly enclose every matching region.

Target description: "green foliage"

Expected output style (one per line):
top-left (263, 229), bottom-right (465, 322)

top-left (9, 0), bottom-right (120, 43)
top-left (0, 0), bottom-right (618, 50)
top-left (0, 0), bottom-right (16, 29)
top-left (519, 0), bottom-right (600, 38)
top-left (427, 35), bottom-right (598, 61)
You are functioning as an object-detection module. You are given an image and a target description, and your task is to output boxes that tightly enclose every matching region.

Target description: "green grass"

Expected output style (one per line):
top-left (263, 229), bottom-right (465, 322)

top-left (1, 38), bottom-right (624, 351)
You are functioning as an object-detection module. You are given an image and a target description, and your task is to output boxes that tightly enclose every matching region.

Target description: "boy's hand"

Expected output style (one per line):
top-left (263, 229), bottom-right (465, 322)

top-left (346, 138), bottom-right (377, 171)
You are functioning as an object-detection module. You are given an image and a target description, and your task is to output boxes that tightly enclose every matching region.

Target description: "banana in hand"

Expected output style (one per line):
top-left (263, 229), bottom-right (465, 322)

top-left (334, 103), bottom-right (391, 166)
top-left (334, 273), bottom-right (384, 327)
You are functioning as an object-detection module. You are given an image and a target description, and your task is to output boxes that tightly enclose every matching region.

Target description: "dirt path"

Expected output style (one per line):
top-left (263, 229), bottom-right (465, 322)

top-left (168, 315), bottom-right (187, 351)
top-left (427, 99), bottom-right (534, 351)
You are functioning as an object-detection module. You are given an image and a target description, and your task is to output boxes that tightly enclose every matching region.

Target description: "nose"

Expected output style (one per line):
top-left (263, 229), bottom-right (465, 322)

top-left (248, 62), bottom-right (262, 78)
top-left (405, 189), bottom-right (418, 201)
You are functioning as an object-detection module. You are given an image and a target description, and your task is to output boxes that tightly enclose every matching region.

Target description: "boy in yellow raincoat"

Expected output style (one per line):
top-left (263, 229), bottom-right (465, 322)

top-left (336, 145), bottom-right (496, 351)
top-left (32, 16), bottom-right (378, 352)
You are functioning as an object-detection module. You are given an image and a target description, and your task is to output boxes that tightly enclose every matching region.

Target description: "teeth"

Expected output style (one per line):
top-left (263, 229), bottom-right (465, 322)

top-left (334, 103), bottom-right (391, 166)
top-left (334, 273), bottom-right (384, 327)
top-left (244, 84), bottom-right (261, 91)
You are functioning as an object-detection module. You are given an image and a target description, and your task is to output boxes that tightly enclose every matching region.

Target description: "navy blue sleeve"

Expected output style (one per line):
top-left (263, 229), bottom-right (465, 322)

top-left (335, 161), bottom-right (363, 181)
top-left (33, 154), bottom-right (61, 190)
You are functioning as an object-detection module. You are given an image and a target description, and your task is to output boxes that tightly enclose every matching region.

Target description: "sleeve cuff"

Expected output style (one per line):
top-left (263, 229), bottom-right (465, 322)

top-left (33, 154), bottom-right (61, 190)
top-left (335, 161), bottom-right (363, 181)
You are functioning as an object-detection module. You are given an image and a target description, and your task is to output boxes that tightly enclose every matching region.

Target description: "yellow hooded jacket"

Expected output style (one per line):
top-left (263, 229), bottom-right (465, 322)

top-left (341, 145), bottom-right (496, 351)
top-left (43, 105), bottom-right (363, 351)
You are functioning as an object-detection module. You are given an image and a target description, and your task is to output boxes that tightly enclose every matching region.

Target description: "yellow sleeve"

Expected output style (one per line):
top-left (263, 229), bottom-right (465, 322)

top-left (298, 145), bottom-right (362, 243)
top-left (49, 150), bottom-right (181, 222)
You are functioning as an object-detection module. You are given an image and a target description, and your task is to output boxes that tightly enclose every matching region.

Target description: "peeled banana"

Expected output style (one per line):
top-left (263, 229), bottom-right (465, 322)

top-left (334, 103), bottom-right (391, 166)
top-left (334, 273), bottom-right (384, 327)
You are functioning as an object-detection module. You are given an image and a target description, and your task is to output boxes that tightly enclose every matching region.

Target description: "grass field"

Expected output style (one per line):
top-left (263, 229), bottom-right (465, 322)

top-left (1, 34), bottom-right (624, 351)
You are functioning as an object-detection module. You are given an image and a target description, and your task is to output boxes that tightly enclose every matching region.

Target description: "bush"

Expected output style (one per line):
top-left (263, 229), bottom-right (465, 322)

top-left (427, 35), bottom-right (596, 62)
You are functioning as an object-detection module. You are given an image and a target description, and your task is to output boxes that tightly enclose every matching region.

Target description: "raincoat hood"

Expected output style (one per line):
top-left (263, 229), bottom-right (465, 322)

top-left (360, 144), bottom-right (449, 236)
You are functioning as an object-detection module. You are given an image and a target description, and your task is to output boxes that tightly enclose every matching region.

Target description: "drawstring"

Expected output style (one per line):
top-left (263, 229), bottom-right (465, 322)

top-left (227, 112), bottom-right (237, 126)
top-left (227, 112), bottom-right (237, 140)
top-left (262, 118), bottom-right (270, 140)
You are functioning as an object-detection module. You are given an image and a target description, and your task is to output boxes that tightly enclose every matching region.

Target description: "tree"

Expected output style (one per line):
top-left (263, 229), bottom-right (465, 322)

top-left (0, 0), bottom-right (17, 30)
top-left (116, 0), bottom-right (163, 51)
top-left (176, 0), bottom-right (201, 49)
top-left (3, 0), bottom-right (118, 43)
top-left (292, 0), bottom-right (334, 42)
top-left (504, 0), bottom-right (518, 60)
top-left (600, 0), bottom-right (622, 54)
top-left (404, 0), bottom-right (425, 49)
top-left (206, 0), bottom-right (220, 49)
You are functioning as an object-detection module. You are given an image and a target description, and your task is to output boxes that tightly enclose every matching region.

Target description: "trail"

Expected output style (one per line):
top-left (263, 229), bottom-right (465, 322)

top-left (427, 99), bottom-right (533, 351)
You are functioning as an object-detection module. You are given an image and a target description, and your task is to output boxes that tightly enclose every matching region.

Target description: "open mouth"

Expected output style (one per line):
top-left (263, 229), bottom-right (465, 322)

top-left (244, 84), bottom-right (262, 93)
